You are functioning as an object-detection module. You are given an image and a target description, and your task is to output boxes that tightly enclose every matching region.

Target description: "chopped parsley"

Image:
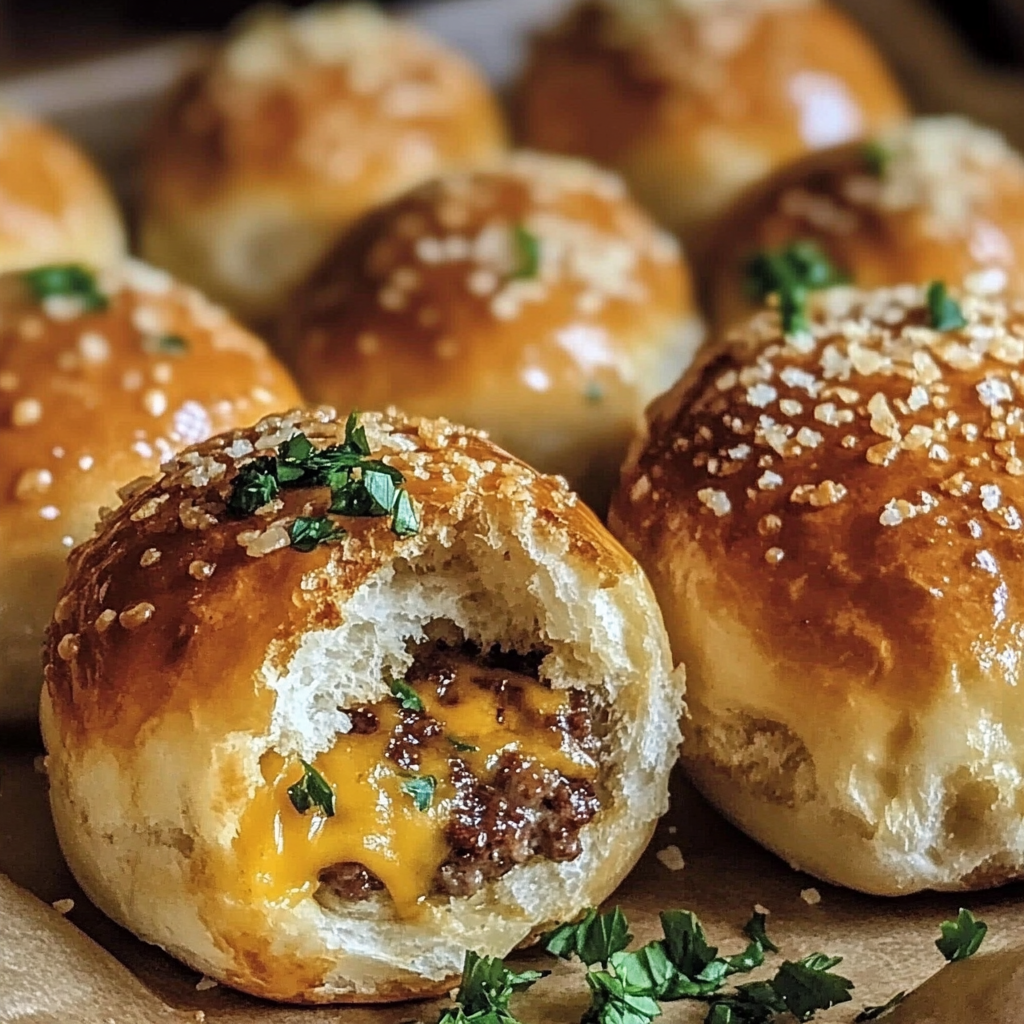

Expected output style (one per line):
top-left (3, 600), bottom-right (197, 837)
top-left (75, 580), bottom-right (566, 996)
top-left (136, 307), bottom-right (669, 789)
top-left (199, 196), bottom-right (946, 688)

top-left (935, 908), bottom-right (987, 962)
top-left (289, 516), bottom-right (346, 552)
top-left (512, 224), bottom-right (542, 280)
top-left (584, 382), bottom-right (604, 405)
top-left (545, 907), bottom-right (632, 967)
top-left (449, 736), bottom-right (480, 752)
top-left (925, 280), bottom-right (968, 331)
top-left (854, 991), bottom-right (907, 1021)
top-left (583, 970), bottom-right (661, 1024)
top-left (742, 911), bottom-right (779, 954)
top-left (743, 241), bottom-right (847, 335)
top-left (142, 334), bottom-right (190, 356)
top-left (224, 412), bottom-right (420, 542)
top-left (226, 457), bottom-right (280, 516)
top-left (438, 950), bottom-right (547, 1024)
top-left (389, 678), bottom-right (424, 713)
top-left (862, 140), bottom-right (891, 178)
top-left (23, 264), bottom-right (108, 312)
top-left (400, 774), bottom-right (437, 811)
top-left (287, 760), bottom-right (335, 817)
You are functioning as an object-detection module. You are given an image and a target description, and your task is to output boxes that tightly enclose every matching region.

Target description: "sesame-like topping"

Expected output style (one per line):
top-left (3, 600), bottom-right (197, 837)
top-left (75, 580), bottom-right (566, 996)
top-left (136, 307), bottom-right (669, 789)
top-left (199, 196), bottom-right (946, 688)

top-left (697, 488), bottom-right (731, 516)
top-left (11, 397), bottom-right (42, 427)
top-left (94, 609), bottom-right (117, 633)
top-left (119, 602), bottom-right (155, 630)
top-left (189, 559), bottom-right (217, 580)
top-left (56, 633), bottom-right (80, 661)
top-left (139, 548), bottom-right (162, 568)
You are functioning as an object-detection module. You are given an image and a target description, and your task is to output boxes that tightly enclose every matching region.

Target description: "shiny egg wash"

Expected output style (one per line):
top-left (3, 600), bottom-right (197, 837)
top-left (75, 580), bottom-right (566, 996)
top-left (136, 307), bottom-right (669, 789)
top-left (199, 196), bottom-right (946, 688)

top-left (232, 641), bottom-right (602, 919)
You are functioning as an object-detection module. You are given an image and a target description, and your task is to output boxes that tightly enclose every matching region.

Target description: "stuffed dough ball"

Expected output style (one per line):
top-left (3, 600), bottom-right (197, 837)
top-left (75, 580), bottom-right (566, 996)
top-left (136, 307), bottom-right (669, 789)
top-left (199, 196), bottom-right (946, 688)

top-left (0, 259), bottom-right (299, 729)
top-left (279, 152), bottom-right (703, 512)
top-left (141, 3), bottom-right (507, 323)
top-left (611, 281), bottom-right (1024, 896)
top-left (704, 117), bottom-right (1024, 331)
top-left (518, 0), bottom-right (907, 247)
top-left (0, 107), bottom-right (125, 273)
top-left (42, 407), bottom-right (684, 1002)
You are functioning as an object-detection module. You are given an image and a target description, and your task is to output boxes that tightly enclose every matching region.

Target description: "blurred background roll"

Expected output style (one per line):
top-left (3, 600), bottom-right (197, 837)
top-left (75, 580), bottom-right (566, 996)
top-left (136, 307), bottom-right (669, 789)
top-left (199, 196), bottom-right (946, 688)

top-left (517, 0), bottom-right (908, 249)
top-left (0, 108), bottom-right (125, 274)
top-left (140, 2), bottom-right (508, 323)
top-left (279, 150), bottom-right (703, 512)
top-left (703, 116), bottom-right (1024, 331)
top-left (0, 259), bottom-right (299, 729)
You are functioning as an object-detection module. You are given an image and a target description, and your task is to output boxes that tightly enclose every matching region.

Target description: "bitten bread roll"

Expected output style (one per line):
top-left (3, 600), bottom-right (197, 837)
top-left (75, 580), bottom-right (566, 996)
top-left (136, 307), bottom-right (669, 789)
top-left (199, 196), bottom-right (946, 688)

top-left (704, 117), bottom-right (1024, 331)
top-left (141, 3), bottom-right (507, 323)
top-left (0, 108), bottom-right (125, 273)
top-left (0, 260), bottom-right (299, 729)
top-left (41, 408), bottom-right (684, 1003)
top-left (280, 152), bottom-right (702, 512)
top-left (610, 282), bottom-right (1024, 896)
top-left (518, 0), bottom-right (907, 246)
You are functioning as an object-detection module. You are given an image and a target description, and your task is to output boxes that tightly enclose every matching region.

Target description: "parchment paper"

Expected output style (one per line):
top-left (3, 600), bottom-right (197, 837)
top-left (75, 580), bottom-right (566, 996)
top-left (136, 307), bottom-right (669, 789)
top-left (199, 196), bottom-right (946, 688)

top-left (3, 747), bottom-right (1023, 1024)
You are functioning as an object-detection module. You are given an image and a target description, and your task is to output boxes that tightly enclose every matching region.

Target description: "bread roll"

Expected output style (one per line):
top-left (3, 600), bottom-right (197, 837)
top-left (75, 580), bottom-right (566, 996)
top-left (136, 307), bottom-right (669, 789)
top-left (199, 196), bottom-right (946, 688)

top-left (610, 281), bottom-right (1024, 896)
top-left (41, 407), bottom-right (684, 1003)
top-left (518, 0), bottom-right (907, 247)
top-left (0, 259), bottom-right (300, 729)
top-left (280, 152), bottom-right (702, 512)
top-left (704, 117), bottom-right (1024, 330)
top-left (0, 108), bottom-right (125, 273)
top-left (141, 3), bottom-right (508, 323)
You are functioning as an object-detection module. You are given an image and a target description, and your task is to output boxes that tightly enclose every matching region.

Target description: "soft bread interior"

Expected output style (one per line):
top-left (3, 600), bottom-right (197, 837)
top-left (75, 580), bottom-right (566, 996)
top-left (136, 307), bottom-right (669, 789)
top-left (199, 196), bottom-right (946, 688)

top-left (46, 498), bottom-right (681, 1001)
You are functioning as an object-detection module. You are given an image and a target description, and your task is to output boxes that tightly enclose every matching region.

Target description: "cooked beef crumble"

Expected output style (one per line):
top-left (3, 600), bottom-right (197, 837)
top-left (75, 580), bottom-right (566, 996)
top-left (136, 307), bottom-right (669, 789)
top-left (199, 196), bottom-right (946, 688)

top-left (314, 641), bottom-right (601, 907)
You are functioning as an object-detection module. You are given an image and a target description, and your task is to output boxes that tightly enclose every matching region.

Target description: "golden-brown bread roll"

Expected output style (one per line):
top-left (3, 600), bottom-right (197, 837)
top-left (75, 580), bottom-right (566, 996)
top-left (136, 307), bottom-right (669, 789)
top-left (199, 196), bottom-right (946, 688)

top-left (704, 116), bottom-right (1024, 331)
top-left (41, 407), bottom-right (684, 1003)
top-left (0, 108), bottom-right (125, 273)
top-left (279, 151), bottom-right (703, 512)
top-left (0, 259), bottom-right (300, 729)
top-left (610, 281), bottom-right (1024, 896)
top-left (517, 0), bottom-right (908, 247)
top-left (140, 3), bottom-right (508, 323)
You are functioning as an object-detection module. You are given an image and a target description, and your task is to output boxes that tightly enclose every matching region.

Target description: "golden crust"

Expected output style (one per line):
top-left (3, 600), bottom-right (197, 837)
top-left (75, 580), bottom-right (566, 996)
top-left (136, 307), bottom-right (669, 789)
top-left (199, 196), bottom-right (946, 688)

top-left (0, 260), bottom-right (300, 727)
top-left (141, 4), bottom-right (507, 321)
top-left (279, 151), bottom-right (699, 511)
top-left (0, 109), bottom-right (125, 273)
top-left (517, 0), bottom-right (907, 244)
top-left (704, 117), bottom-right (1024, 330)
top-left (613, 283), bottom-right (1024, 698)
top-left (45, 407), bottom-right (625, 747)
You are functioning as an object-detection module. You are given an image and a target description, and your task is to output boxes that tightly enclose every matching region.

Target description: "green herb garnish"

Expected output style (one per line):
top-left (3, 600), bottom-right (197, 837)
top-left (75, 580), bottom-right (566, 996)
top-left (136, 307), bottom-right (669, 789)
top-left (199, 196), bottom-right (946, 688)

top-left (854, 991), bottom-right (907, 1021)
top-left (512, 224), bottom-right (542, 280)
top-left (438, 950), bottom-right (547, 1024)
top-left (544, 907), bottom-right (633, 967)
top-left (400, 774), bottom-right (437, 811)
top-left (926, 281), bottom-right (968, 331)
top-left (226, 456), bottom-right (280, 516)
top-left (224, 412), bottom-right (420, 541)
top-left (743, 241), bottom-right (847, 334)
top-left (584, 382), bottom-right (604, 404)
top-left (449, 736), bottom-right (480, 752)
top-left (288, 516), bottom-right (346, 552)
top-left (742, 911), bottom-right (779, 954)
top-left (770, 954), bottom-right (854, 1021)
top-left (287, 760), bottom-right (335, 816)
top-left (23, 264), bottom-right (107, 312)
top-left (935, 908), bottom-right (987, 962)
top-left (583, 970), bottom-right (662, 1024)
top-left (389, 678), bottom-right (424, 713)
top-left (141, 334), bottom-right (189, 356)
top-left (862, 140), bottom-right (891, 177)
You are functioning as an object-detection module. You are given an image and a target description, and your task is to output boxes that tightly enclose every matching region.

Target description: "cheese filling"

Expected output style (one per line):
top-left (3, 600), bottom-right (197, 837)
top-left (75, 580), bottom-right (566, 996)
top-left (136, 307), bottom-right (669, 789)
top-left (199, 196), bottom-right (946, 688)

top-left (233, 644), bottom-right (602, 918)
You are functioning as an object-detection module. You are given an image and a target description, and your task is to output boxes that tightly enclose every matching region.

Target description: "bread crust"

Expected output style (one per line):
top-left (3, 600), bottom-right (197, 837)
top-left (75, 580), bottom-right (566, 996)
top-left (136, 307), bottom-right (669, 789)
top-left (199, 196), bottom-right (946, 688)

top-left (611, 282), bottom-right (1024, 895)
top-left (141, 3), bottom-right (507, 321)
top-left (0, 260), bottom-right (299, 728)
top-left (704, 117), bottom-right (1024, 331)
top-left (518, 0), bottom-right (907, 246)
top-left (0, 108), bottom-right (125, 273)
top-left (42, 408), bottom-right (684, 1002)
top-left (279, 151), bottom-right (702, 512)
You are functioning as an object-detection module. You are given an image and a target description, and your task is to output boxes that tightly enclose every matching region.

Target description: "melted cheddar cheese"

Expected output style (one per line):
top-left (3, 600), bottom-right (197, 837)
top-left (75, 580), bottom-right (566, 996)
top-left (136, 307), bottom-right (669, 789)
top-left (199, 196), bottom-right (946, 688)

top-left (229, 656), bottom-right (598, 918)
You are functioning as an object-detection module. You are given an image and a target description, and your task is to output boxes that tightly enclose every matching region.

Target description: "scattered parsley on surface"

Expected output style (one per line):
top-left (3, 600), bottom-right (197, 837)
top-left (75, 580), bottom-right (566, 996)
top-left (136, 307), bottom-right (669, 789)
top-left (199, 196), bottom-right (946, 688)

top-left (23, 264), bottom-right (108, 311)
top-left (935, 908), bottom-right (987, 962)
top-left (925, 281), bottom-right (968, 331)
top-left (400, 774), bottom-right (437, 812)
top-left (389, 678), bottom-right (425, 713)
top-left (512, 224), bottom-right (542, 280)
top-left (286, 760), bottom-right (335, 817)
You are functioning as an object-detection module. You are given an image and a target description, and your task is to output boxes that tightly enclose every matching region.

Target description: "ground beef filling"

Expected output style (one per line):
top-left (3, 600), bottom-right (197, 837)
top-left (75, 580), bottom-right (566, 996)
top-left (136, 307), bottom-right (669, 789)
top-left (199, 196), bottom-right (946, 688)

top-left (315, 642), bottom-right (601, 904)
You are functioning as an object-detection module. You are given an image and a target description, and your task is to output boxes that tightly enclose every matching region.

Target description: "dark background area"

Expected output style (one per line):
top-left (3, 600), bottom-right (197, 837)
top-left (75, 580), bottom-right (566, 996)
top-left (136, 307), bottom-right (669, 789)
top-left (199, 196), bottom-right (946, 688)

top-left (0, 0), bottom-right (1023, 69)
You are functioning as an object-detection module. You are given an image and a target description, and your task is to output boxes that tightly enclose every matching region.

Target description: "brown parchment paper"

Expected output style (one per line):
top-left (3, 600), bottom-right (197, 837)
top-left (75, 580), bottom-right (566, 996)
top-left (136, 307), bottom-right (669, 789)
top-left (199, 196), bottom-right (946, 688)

top-left (2, 747), bottom-right (1023, 1024)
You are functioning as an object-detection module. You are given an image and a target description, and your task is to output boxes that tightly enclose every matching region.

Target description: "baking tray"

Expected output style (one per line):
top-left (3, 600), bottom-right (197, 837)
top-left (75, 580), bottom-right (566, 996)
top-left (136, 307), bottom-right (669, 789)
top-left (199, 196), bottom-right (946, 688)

top-left (3, 1), bottom-right (1024, 1021)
